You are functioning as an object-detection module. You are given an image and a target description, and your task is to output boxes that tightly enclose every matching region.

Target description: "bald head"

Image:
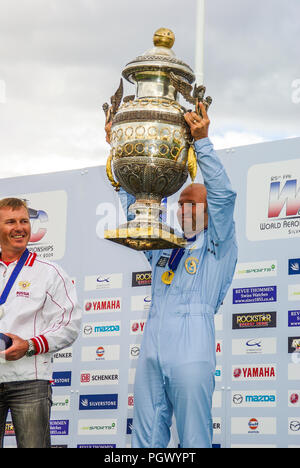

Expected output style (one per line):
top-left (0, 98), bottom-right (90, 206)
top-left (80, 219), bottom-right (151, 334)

top-left (180, 183), bottom-right (207, 203)
top-left (177, 183), bottom-right (208, 238)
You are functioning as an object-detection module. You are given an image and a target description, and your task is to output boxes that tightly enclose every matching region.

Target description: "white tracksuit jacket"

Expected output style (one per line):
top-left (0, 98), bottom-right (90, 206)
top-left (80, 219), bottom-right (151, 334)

top-left (0, 251), bottom-right (82, 383)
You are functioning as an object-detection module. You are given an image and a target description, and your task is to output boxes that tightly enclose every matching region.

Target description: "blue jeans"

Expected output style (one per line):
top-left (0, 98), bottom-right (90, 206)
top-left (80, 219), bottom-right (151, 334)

top-left (0, 380), bottom-right (52, 448)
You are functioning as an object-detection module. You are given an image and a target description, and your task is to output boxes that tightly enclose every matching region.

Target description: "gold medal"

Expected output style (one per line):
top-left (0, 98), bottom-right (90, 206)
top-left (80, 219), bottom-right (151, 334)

top-left (161, 270), bottom-right (175, 285)
top-left (185, 257), bottom-right (199, 275)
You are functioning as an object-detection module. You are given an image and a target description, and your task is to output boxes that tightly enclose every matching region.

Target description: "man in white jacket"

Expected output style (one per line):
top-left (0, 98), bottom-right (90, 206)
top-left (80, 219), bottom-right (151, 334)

top-left (0, 197), bottom-right (81, 448)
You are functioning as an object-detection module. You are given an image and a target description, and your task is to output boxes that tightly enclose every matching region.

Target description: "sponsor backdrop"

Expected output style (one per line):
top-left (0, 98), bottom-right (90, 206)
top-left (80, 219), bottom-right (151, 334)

top-left (2, 137), bottom-right (300, 448)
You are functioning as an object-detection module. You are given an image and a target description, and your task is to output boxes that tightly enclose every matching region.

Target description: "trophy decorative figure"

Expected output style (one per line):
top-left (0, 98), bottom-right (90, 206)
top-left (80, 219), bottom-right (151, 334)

top-left (103, 28), bottom-right (212, 250)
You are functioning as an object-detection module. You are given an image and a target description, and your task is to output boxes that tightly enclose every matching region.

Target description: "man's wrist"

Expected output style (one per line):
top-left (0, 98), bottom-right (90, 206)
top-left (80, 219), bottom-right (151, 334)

top-left (26, 339), bottom-right (36, 357)
top-left (194, 134), bottom-right (209, 142)
top-left (194, 137), bottom-right (211, 148)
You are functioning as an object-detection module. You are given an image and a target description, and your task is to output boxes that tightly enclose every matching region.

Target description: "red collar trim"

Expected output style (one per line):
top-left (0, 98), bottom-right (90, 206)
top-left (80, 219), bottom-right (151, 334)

top-left (0, 251), bottom-right (37, 267)
top-left (2, 260), bottom-right (14, 266)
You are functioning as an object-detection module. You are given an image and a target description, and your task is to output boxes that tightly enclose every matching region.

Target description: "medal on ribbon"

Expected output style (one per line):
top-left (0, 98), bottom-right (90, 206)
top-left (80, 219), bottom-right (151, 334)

top-left (161, 248), bottom-right (185, 285)
top-left (161, 270), bottom-right (175, 285)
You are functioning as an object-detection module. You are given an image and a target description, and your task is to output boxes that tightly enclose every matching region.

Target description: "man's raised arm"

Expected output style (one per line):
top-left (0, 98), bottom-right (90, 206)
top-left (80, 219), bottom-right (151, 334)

top-left (184, 102), bottom-right (237, 251)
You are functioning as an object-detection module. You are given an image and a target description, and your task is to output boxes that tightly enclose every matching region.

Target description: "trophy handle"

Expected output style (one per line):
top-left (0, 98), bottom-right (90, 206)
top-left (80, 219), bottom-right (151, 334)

top-left (106, 152), bottom-right (121, 191)
top-left (102, 78), bottom-right (124, 125)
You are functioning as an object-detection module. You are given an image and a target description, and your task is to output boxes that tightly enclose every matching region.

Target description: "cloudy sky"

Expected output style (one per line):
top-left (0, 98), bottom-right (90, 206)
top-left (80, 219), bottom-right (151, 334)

top-left (0, 0), bottom-right (299, 178)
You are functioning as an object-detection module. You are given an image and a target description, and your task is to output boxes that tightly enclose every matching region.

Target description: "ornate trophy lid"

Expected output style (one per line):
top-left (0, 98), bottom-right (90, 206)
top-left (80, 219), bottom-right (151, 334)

top-left (122, 28), bottom-right (195, 85)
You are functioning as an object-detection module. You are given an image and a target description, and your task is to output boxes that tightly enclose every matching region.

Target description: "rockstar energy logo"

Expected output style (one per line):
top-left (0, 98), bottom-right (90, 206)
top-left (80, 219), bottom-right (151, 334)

top-left (232, 312), bottom-right (277, 329)
top-left (237, 314), bottom-right (272, 323)
top-left (132, 271), bottom-right (152, 287)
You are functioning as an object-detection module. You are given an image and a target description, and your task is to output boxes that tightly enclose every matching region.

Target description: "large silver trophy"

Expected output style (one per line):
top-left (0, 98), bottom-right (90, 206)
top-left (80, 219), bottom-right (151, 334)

top-left (103, 28), bottom-right (212, 250)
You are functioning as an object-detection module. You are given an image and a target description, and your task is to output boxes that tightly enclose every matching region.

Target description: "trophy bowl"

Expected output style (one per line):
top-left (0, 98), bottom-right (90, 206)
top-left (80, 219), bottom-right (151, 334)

top-left (103, 28), bottom-right (212, 250)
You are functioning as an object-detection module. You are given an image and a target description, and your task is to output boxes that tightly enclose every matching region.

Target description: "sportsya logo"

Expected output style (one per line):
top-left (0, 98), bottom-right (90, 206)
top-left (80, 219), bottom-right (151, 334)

top-left (234, 260), bottom-right (277, 279)
top-left (247, 159), bottom-right (300, 240)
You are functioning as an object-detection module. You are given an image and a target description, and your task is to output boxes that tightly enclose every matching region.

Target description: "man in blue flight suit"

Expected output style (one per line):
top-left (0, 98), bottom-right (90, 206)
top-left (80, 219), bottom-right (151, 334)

top-left (106, 102), bottom-right (237, 448)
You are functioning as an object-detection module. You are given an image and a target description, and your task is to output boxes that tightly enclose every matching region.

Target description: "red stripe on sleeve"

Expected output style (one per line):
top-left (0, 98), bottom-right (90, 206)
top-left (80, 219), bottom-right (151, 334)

top-left (31, 335), bottom-right (49, 354)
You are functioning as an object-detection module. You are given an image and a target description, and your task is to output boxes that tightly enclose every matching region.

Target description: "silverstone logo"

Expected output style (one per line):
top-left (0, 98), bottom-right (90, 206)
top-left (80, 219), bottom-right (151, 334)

top-left (289, 259), bottom-right (300, 275)
top-left (52, 371), bottom-right (72, 387)
top-left (79, 394), bottom-right (118, 411)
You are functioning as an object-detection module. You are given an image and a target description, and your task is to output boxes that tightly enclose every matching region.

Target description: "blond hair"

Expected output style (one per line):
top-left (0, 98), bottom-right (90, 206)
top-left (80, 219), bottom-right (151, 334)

top-left (0, 198), bottom-right (29, 213)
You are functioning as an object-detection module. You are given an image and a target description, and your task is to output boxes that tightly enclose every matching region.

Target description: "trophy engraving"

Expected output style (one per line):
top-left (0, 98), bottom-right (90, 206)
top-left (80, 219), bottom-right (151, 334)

top-left (103, 28), bottom-right (212, 250)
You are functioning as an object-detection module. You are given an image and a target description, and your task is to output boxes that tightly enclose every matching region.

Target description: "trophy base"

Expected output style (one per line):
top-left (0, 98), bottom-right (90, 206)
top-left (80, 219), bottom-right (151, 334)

top-left (104, 224), bottom-right (187, 251)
